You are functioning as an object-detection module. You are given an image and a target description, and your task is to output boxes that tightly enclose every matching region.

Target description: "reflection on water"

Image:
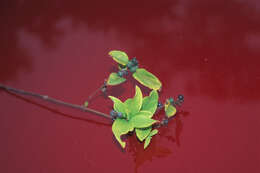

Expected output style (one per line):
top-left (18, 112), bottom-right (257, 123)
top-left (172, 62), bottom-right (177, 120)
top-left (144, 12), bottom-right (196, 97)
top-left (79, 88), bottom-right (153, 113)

top-left (1, 0), bottom-right (260, 100)
top-left (127, 110), bottom-right (190, 173)
top-left (0, 0), bottom-right (260, 100)
top-left (1, 0), bottom-right (260, 172)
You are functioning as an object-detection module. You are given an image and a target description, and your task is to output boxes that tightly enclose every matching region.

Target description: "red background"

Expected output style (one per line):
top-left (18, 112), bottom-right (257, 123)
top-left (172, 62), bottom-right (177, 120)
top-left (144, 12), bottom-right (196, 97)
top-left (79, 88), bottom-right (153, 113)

top-left (1, 0), bottom-right (260, 173)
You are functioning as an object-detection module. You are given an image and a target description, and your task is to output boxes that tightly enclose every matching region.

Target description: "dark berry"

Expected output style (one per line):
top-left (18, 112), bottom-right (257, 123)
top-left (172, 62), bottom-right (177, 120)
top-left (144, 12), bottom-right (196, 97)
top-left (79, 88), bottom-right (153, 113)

top-left (130, 65), bottom-right (138, 73)
top-left (117, 112), bottom-right (123, 118)
top-left (162, 119), bottom-right (168, 125)
top-left (157, 102), bottom-right (163, 108)
top-left (178, 95), bottom-right (184, 101)
top-left (110, 110), bottom-right (117, 117)
top-left (132, 57), bottom-right (138, 65)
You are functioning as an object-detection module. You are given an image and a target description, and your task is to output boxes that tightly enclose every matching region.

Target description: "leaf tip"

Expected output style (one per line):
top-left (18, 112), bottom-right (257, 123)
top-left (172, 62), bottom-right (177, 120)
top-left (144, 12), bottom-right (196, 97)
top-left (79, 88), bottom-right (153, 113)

top-left (121, 142), bottom-right (126, 148)
top-left (84, 101), bottom-right (89, 107)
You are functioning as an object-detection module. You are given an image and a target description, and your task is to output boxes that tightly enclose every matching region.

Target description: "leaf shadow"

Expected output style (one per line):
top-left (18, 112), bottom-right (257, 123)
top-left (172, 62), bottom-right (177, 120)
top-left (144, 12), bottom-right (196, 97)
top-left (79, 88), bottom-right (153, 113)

top-left (111, 134), bottom-right (128, 153)
top-left (127, 74), bottom-right (151, 96)
top-left (160, 110), bottom-right (190, 145)
top-left (127, 133), bottom-right (172, 173)
top-left (106, 84), bottom-right (126, 98)
top-left (127, 109), bottom-right (190, 173)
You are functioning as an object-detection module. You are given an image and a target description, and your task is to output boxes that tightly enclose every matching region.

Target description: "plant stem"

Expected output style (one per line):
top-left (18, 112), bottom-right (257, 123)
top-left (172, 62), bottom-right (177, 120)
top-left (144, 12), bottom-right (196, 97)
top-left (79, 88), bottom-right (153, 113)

top-left (0, 83), bottom-right (112, 120)
top-left (86, 84), bottom-right (106, 102)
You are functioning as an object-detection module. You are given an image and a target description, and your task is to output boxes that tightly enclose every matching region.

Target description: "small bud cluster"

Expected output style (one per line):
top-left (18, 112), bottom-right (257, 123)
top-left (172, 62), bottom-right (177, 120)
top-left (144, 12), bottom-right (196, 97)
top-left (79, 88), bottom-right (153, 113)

top-left (117, 69), bottom-right (128, 77)
top-left (101, 80), bottom-right (108, 93)
top-left (157, 101), bottom-right (163, 109)
top-left (127, 57), bottom-right (139, 73)
top-left (161, 119), bottom-right (169, 125)
top-left (116, 57), bottom-right (139, 78)
top-left (110, 110), bottom-right (124, 120)
top-left (160, 94), bottom-right (185, 126)
top-left (168, 95), bottom-right (184, 107)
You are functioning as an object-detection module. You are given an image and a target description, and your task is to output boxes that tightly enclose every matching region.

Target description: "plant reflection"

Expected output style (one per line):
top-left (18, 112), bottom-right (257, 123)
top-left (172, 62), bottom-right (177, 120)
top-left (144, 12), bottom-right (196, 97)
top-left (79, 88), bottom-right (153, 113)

top-left (127, 110), bottom-right (189, 173)
top-left (2, 0), bottom-right (260, 101)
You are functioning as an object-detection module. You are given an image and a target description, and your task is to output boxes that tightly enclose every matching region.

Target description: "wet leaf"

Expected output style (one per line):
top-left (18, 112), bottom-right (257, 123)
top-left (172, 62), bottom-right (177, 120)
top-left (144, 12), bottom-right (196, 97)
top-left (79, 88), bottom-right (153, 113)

top-left (149, 129), bottom-right (158, 136)
top-left (132, 110), bottom-right (153, 119)
top-left (130, 115), bottom-right (158, 128)
top-left (109, 50), bottom-right (129, 65)
top-left (107, 72), bottom-right (126, 86)
top-left (165, 103), bottom-right (177, 118)
top-left (144, 136), bottom-right (151, 149)
top-left (108, 96), bottom-right (127, 117)
top-left (141, 90), bottom-right (158, 116)
top-left (124, 86), bottom-right (143, 118)
top-left (112, 119), bottom-right (133, 148)
top-left (132, 68), bottom-right (162, 90)
top-left (136, 127), bottom-right (152, 142)
top-left (143, 129), bottom-right (158, 149)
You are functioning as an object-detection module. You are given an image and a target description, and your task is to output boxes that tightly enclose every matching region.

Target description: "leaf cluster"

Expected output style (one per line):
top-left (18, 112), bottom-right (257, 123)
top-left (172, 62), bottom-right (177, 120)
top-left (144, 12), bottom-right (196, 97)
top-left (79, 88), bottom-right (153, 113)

top-left (105, 50), bottom-right (182, 149)
top-left (107, 50), bottom-right (162, 90)
top-left (109, 85), bottom-right (159, 149)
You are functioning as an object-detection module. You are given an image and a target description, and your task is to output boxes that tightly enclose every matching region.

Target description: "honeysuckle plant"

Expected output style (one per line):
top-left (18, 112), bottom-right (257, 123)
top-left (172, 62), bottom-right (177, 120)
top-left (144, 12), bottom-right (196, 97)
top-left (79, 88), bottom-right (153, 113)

top-left (104, 50), bottom-right (184, 149)
top-left (107, 50), bottom-right (162, 90)
top-left (0, 50), bottom-right (184, 150)
top-left (109, 86), bottom-right (159, 148)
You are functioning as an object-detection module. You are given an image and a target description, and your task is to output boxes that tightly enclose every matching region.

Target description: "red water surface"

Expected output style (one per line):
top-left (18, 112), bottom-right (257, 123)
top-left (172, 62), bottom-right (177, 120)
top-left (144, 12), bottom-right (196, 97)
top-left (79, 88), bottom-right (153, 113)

top-left (1, 0), bottom-right (260, 173)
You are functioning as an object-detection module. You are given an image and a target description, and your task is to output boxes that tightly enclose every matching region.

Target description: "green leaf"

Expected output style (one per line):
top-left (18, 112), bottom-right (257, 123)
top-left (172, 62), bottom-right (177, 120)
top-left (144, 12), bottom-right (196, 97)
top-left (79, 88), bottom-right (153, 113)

top-left (141, 90), bottom-right (158, 116)
top-left (108, 96), bottom-right (127, 117)
top-left (109, 50), bottom-right (129, 65)
top-left (149, 129), bottom-right (158, 137)
top-left (130, 115), bottom-right (158, 128)
top-left (84, 101), bottom-right (89, 107)
top-left (135, 127), bottom-right (152, 142)
top-left (143, 129), bottom-right (158, 149)
top-left (144, 136), bottom-right (152, 149)
top-left (124, 85), bottom-right (143, 118)
top-left (112, 119), bottom-right (133, 148)
top-left (164, 104), bottom-right (177, 118)
top-left (132, 68), bottom-right (162, 90)
top-left (107, 72), bottom-right (126, 86)
top-left (132, 110), bottom-right (153, 119)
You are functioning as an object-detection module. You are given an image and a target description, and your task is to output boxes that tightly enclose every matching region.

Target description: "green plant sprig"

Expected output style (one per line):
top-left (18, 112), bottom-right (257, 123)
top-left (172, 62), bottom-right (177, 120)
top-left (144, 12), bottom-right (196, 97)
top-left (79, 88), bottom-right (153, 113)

top-left (0, 50), bottom-right (184, 150)
top-left (98, 50), bottom-right (184, 149)
top-left (107, 50), bottom-right (162, 91)
top-left (108, 84), bottom-right (183, 149)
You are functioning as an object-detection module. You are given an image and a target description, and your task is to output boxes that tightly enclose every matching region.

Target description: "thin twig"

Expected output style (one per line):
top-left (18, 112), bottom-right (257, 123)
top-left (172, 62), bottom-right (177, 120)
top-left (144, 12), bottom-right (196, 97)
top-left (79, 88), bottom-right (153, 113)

top-left (86, 84), bottom-right (106, 102)
top-left (0, 83), bottom-right (112, 120)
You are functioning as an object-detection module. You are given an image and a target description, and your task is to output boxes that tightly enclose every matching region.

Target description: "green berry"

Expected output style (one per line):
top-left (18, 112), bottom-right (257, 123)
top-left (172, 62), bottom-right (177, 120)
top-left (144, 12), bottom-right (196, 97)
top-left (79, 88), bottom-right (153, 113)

top-left (127, 61), bottom-right (134, 68)
top-left (130, 65), bottom-right (138, 73)
top-left (169, 97), bottom-right (174, 104)
top-left (157, 102), bottom-right (163, 108)
top-left (117, 71), bottom-right (123, 77)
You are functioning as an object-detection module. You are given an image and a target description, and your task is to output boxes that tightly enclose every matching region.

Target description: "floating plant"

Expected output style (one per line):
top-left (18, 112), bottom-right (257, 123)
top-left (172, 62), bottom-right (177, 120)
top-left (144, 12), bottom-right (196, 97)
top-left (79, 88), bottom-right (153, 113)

top-left (0, 50), bottom-right (184, 149)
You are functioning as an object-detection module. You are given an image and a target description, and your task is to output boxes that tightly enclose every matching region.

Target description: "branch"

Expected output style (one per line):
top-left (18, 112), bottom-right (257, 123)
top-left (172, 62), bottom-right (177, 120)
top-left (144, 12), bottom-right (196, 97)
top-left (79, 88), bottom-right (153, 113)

top-left (0, 83), bottom-right (112, 120)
